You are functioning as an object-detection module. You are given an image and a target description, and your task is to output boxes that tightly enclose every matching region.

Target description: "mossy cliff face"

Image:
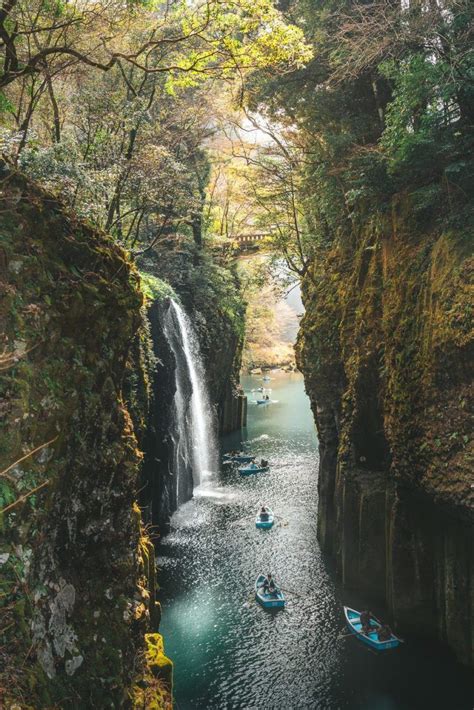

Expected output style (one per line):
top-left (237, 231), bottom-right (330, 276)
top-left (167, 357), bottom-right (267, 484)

top-left (139, 299), bottom-right (180, 534)
top-left (0, 165), bottom-right (171, 707)
top-left (140, 290), bottom-right (246, 534)
top-left (140, 241), bottom-right (246, 436)
top-left (297, 197), bottom-right (473, 665)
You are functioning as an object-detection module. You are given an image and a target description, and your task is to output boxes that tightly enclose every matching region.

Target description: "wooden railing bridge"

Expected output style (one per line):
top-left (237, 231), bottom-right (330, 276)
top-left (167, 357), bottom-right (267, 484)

top-left (233, 232), bottom-right (270, 250)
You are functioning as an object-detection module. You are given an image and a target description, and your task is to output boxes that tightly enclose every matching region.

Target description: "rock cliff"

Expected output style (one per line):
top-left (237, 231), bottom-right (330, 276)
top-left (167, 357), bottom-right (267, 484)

top-left (0, 165), bottom-right (172, 707)
top-left (137, 245), bottom-right (246, 532)
top-left (296, 197), bottom-right (473, 665)
top-left (139, 242), bottom-right (245, 435)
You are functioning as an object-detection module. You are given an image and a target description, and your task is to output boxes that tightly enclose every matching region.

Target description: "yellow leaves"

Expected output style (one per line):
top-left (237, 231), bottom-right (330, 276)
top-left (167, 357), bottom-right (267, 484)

top-left (162, 0), bottom-right (312, 94)
top-left (247, 19), bottom-right (312, 70)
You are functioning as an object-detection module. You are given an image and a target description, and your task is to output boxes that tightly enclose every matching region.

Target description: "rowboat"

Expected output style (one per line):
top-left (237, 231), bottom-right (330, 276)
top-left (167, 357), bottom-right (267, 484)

top-left (256, 399), bottom-right (270, 405)
top-left (255, 507), bottom-right (274, 529)
top-left (255, 575), bottom-right (285, 609)
top-left (238, 464), bottom-right (269, 476)
top-left (223, 453), bottom-right (255, 464)
top-left (344, 606), bottom-right (401, 651)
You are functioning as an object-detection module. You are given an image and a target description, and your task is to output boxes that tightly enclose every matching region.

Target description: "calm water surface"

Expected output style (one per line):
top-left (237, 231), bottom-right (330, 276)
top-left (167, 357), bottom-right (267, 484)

top-left (158, 372), bottom-right (474, 710)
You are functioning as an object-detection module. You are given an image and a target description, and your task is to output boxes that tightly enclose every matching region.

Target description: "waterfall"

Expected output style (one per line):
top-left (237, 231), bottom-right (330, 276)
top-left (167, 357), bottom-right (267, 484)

top-left (162, 299), bottom-right (217, 505)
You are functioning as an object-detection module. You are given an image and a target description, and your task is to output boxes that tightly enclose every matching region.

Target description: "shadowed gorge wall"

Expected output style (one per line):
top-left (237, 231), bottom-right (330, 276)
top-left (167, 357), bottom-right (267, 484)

top-left (0, 165), bottom-right (172, 707)
top-left (136, 245), bottom-right (246, 532)
top-left (297, 197), bottom-right (473, 666)
top-left (139, 242), bottom-right (246, 437)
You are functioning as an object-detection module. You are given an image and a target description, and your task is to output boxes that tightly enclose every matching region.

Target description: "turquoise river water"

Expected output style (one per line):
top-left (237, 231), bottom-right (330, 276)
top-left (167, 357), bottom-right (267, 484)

top-left (158, 372), bottom-right (474, 709)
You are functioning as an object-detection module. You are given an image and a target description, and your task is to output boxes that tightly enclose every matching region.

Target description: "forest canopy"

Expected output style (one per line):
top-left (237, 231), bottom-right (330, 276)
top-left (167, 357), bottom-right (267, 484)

top-left (0, 0), bottom-right (472, 272)
top-left (0, 0), bottom-right (310, 250)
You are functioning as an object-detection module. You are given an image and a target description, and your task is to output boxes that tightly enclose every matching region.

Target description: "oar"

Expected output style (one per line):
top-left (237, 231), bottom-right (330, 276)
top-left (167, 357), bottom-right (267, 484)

top-left (337, 629), bottom-right (405, 644)
top-left (278, 587), bottom-right (305, 600)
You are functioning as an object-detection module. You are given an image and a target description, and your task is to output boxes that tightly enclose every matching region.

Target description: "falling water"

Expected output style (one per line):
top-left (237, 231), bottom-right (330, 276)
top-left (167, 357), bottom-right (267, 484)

top-left (162, 299), bottom-right (217, 505)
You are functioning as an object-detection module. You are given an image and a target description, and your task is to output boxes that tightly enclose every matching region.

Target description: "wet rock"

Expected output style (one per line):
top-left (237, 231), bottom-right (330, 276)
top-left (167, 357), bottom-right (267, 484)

top-left (65, 654), bottom-right (84, 676)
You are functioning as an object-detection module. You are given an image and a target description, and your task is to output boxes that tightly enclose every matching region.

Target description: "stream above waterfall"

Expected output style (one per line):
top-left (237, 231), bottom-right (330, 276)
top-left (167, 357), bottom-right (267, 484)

top-left (158, 372), bottom-right (473, 709)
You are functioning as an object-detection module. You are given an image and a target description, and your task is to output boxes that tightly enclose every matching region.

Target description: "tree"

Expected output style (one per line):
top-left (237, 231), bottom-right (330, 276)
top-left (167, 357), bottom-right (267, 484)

top-left (1, 0), bottom-right (311, 252)
top-left (247, 0), bottom-right (474, 245)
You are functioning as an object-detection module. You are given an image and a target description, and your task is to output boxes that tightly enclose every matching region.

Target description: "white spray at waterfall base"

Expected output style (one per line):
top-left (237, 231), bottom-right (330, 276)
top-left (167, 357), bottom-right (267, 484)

top-left (163, 300), bottom-right (218, 500)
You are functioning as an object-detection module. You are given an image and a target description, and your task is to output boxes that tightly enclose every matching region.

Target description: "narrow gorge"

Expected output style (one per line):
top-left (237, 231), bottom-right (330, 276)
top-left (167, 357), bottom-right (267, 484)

top-left (0, 164), bottom-right (245, 706)
top-left (0, 0), bottom-right (473, 708)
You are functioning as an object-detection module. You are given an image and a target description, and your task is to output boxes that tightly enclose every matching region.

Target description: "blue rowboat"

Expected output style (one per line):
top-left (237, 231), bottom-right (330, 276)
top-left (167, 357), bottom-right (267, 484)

top-left (239, 464), bottom-right (269, 476)
top-left (223, 453), bottom-right (255, 464)
top-left (255, 575), bottom-right (285, 609)
top-left (344, 607), bottom-right (401, 651)
top-left (256, 399), bottom-right (270, 405)
top-left (255, 508), bottom-right (274, 529)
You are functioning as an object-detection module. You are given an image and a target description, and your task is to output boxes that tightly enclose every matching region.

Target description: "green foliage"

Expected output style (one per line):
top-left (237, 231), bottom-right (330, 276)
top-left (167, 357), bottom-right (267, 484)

top-left (248, 0), bottom-right (474, 248)
top-left (1, 0), bottom-right (311, 257)
top-left (381, 56), bottom-right (461, 181)
top-left (41, 0), bottom-right (66, 15)
top-left (139, 272), bottom-right (177, 302)
top-left (0, 480), bottom-right (15, 508)
top-left (0, 91), bottom-right (13, 114)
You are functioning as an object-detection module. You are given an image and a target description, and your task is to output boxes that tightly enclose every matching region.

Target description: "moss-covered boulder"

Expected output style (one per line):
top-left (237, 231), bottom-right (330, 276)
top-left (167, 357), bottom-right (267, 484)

top-left (131, 634), bottom-right (173, 710)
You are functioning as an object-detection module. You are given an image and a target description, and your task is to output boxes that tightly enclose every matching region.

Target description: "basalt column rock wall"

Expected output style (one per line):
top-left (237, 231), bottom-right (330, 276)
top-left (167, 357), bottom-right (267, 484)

top-left (140, 299), bottom-right (181, 534)
top-left (0, 165), bottom-right (171, 708)
top-left (296, 197), bottom-right (473, 666)
top-left (140, 289), bottom-right (247, 535)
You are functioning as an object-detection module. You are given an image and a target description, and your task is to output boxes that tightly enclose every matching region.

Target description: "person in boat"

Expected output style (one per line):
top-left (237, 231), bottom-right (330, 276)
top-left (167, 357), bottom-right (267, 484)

top-left (261, 573), bottom-right (278, 596)
top-left (268, 578), bottom-right (279, 597)
top-left (377, 624), bottom-right (392, 642)
top-left (260, 505), bottom-right (269, 521)
top-left (264, 394), bottom-right (270, 401)
top-left (360, 610), bottom-right (373, 634)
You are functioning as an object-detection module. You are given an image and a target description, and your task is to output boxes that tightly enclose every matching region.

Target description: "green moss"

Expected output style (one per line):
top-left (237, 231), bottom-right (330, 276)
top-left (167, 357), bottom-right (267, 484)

top-left (139, 271), bottom-right (177, 303)
top-left (144, 633), bottom-right (173, 681)
top-left (298, 197), bottom-right (473, 505)
top-left (129, 634), bottom-right (173, 709)
top-left (0, 165), bottom-right (168, 707)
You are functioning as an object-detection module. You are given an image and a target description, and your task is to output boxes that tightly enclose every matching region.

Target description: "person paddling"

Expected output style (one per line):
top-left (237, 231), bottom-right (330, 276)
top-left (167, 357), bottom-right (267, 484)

top-left (261, 573), bottom-right (279, 596)
top-left (259, 505), bottom-right (269, 521)
top-left (360, 610), bottom-right (373, 634)
top-left (377, 624), bottom-right (392, 642)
